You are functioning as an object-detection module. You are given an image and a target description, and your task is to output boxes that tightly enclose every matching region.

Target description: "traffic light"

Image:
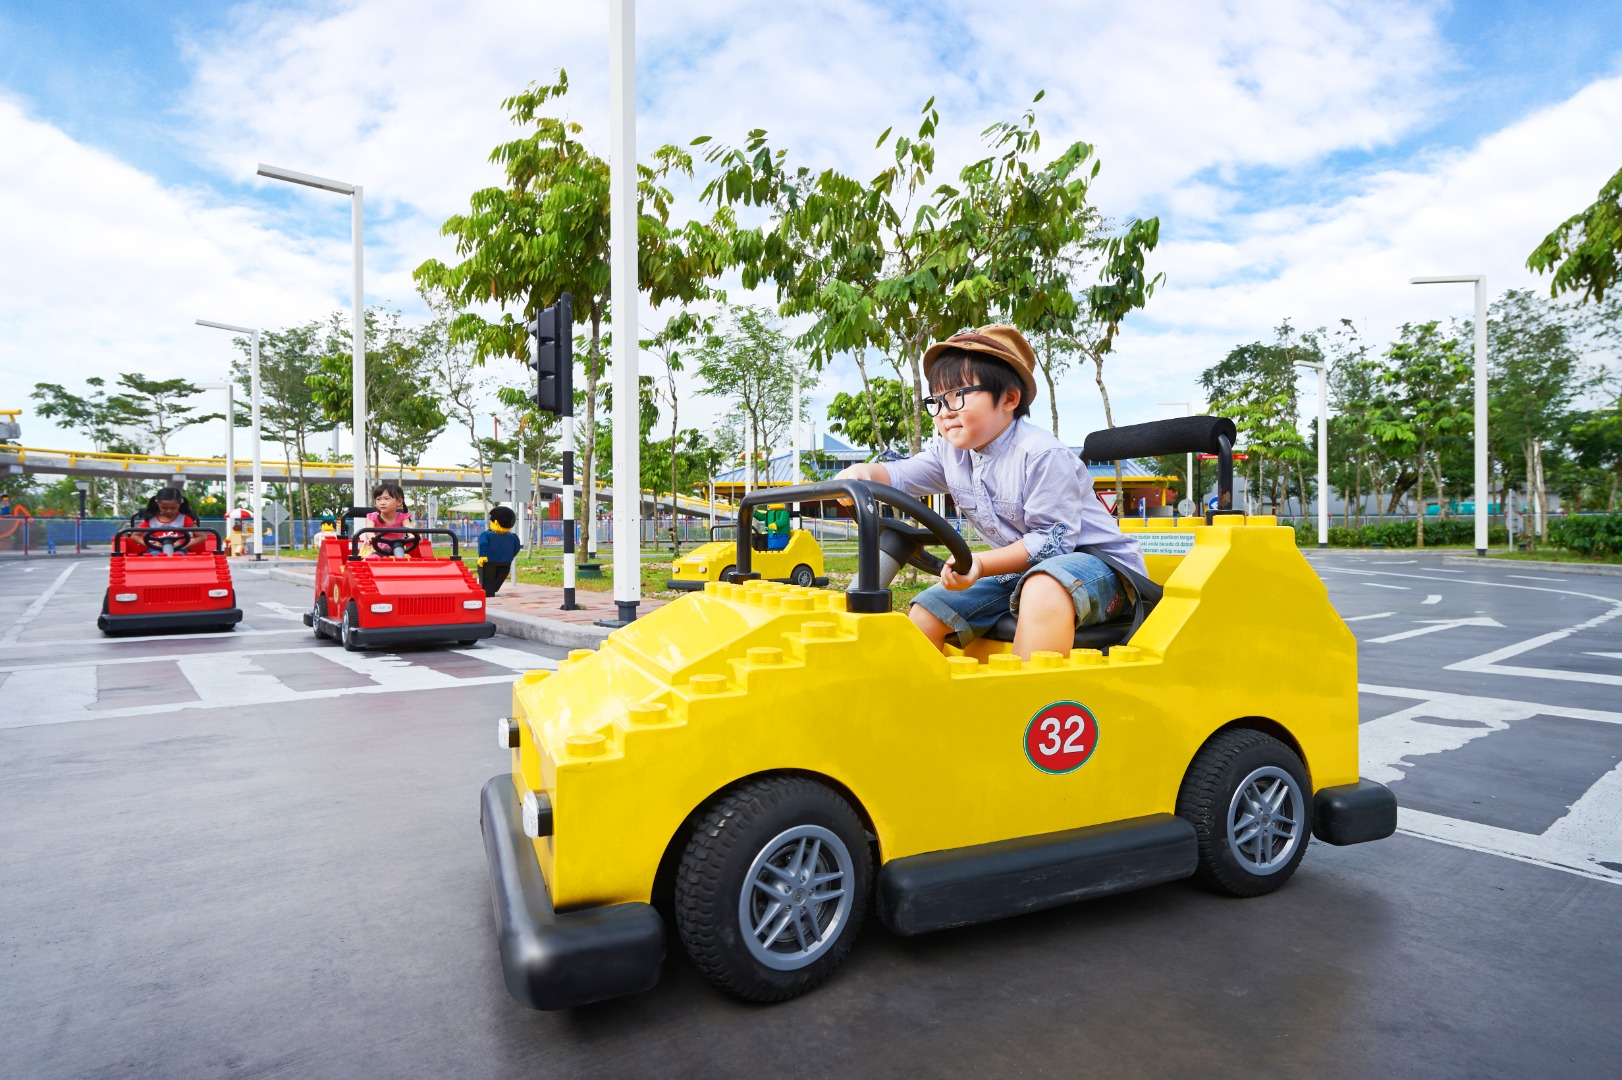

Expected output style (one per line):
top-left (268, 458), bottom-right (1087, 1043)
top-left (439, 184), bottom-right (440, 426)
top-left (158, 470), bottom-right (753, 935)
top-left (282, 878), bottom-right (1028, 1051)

top-left (528, 292), bottom-right (574, 416)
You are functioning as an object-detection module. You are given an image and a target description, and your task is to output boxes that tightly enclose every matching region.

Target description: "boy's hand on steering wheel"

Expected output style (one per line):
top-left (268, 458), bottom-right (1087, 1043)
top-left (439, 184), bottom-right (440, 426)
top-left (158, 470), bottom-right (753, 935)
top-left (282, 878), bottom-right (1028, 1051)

top-left (939, 553), bottom-right (981, 591)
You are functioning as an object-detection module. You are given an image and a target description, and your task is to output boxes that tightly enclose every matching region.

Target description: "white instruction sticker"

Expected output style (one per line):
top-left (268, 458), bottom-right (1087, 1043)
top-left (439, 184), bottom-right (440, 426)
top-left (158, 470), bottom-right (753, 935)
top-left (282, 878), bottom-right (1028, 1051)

top-left (1135, 532), bottom-right (1196, 556)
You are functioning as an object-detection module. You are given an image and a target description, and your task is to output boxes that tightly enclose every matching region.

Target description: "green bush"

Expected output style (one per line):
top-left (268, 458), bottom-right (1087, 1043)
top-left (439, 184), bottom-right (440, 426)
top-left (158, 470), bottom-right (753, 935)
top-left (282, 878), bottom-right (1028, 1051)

top-left (1548, 514), bottom-right (1622, 557)
top-left (1289, 518), bottom-right (1507, 548)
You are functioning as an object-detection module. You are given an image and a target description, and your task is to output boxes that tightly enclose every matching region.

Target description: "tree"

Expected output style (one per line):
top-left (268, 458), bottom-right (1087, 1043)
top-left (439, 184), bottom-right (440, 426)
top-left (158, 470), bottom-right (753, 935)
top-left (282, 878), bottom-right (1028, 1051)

top-left (30, 376), bottom-right (150, 515)
top-left (110, 374), bottom-right (220, 456)
top-left (417, 312), bottom-right (491, 510)
top-left (1527, 164), bottom-right (1622, 304)
top-left (826, 376), bottom-right (912, 453)
top-left (1201, 323), bottom-right (1318, 515)
top-left (1488, 289), bottom-right (1587, 542)
top-left (414, 71), bottom-right (724, 556)
top-left (1566, 395), bottom-right (1622, 511)
top-left (230, 321), bottom-right (325, 525)
top-left (1369, 322), bottom-right (1472, 547)
top-left (694, 307), bottom-right (808, 491)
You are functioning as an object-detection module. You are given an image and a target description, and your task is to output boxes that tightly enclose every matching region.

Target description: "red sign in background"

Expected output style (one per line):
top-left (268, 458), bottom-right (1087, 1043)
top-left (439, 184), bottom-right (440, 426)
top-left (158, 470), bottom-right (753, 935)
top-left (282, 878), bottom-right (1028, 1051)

top-left (1024, 701), bottom-right (1100, 774)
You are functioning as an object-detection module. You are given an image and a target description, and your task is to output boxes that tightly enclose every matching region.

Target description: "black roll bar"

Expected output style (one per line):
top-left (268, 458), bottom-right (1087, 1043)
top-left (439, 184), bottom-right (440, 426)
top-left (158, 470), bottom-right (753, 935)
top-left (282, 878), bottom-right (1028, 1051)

top-left (732, 481), bottom-right (972, 614)
top-left (347, 527), bottom-right (462, 560)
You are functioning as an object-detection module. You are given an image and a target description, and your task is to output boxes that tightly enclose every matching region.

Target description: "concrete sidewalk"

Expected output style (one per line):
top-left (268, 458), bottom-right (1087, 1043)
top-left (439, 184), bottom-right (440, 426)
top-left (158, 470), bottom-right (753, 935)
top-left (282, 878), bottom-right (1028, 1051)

top-left (259, 559), bottom-right (671, 649)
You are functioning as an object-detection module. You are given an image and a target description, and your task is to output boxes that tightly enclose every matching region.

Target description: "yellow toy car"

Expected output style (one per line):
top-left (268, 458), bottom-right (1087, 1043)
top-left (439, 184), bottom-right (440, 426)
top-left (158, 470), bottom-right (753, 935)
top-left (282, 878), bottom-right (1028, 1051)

top-left (480, 417), bottom-right (1396, 1010)
top-left (666, 523), bottom-right (828, 590)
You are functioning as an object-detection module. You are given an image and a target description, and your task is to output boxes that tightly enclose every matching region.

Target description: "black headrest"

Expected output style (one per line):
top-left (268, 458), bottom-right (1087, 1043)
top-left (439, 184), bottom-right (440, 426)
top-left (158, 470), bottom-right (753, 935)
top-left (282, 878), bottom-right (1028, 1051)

top-left (343, 506), bottom-right (372, 519)
top-left (1081, 416), bottom-right (1237, 463)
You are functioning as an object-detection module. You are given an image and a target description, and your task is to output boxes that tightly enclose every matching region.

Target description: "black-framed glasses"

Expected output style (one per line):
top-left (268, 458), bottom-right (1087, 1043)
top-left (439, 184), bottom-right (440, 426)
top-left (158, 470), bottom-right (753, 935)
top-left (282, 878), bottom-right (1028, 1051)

top-left (922, 385), bottom-right (990, 416)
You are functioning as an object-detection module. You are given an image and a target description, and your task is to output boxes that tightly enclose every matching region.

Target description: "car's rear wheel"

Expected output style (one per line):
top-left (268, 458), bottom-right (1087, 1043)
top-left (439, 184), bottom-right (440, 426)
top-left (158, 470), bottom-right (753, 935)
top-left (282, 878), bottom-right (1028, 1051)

top-left (675, 776), bottom-right (870, 1002)
top-left (719, 563), bottom-right (736, 584)
top-left (790, 564), bottom-right (815, 587)
top-left (1177, 729), bottom-right (1312, 897)
top-left (339, 601), bottom-right (361, 652)
top-left (311, 595), bottom-right (328, 639)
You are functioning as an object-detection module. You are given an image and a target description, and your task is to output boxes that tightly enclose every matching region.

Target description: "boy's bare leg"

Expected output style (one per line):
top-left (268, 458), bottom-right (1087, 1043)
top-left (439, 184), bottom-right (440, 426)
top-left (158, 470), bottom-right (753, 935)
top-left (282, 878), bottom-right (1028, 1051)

top-left (1012, 572), bottom-right (1074, 659)
top-left (908, 604), bottom-right (952, 653)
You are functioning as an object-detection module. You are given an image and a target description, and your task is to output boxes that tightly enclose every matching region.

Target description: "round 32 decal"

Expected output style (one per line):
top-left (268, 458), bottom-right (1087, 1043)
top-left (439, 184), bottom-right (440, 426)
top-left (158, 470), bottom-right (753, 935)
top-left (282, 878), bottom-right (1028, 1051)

top-left (1024, 701), bottom-right (1099, 774)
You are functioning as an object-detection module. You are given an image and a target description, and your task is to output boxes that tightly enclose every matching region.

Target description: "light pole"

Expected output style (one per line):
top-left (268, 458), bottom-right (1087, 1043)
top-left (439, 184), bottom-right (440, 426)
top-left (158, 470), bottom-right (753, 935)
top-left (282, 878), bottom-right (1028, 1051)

top-left (1157, 401), bottom-right (1199, 514)
top-left (1289, 362), bottom-right (1329, 547)
top-left (256, 163), bottom-right (366, 507)
top-left (196, 321), bottom-right (262, 559)
top-left (198, 380), bottom-right (235, 515)
top-left (1411, 274), bottom-right (1488, 556)
top-left (608, 0), bottom-right (640, 624)
top-left (74, 478), bottom-right (88, 554)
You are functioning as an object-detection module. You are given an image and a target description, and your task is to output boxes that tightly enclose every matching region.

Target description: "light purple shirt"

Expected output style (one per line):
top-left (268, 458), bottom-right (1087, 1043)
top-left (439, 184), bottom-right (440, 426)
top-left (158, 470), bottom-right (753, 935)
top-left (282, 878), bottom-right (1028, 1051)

top-left (885, 418), bottom-right (1147, 577)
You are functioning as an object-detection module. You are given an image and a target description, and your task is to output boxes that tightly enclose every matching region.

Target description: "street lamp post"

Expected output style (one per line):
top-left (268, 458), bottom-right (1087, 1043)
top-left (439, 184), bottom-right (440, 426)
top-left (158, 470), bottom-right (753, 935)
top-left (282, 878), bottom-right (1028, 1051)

top-left (256, 163), bottom-right (366, 506)
top-left (608, 0), bottom-right (640, 625)
top-left (198, 381), bottom-right (235, 514)
top-left (1411, 275), bottom-right (1488, 556)
top-left (1286, 362), bottom-right (1329, 548)
top-left (196, 321), bottom-right (262, 559)
top-left (73, 478), bottom-right (88, 554)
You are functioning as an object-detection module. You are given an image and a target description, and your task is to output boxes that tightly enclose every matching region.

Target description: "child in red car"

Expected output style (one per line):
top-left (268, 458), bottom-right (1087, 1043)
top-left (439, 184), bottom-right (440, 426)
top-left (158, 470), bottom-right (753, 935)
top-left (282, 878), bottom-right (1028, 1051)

top-left (365, 482), bottom-right (432, 558)
top-left (133, 487), bottom-right (207, 554)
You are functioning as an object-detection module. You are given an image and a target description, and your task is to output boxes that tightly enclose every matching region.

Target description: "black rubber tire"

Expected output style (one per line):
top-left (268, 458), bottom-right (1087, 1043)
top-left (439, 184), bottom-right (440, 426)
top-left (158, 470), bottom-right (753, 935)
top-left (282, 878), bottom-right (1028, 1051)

top-left (311, 595), bottom-right (328, 639)
top-left (1176, 729), bottom-right (1313, 898)
top-left (457, 640), bottom-right (477, 647)
top-left (675, 776), bottom-right (871, 1003)
top-left (339, 602), bottom-right (361, 652)
top-left (719, 564), bottom-right (736, 584)
top-left (790, 564), bottom-right (815, 587)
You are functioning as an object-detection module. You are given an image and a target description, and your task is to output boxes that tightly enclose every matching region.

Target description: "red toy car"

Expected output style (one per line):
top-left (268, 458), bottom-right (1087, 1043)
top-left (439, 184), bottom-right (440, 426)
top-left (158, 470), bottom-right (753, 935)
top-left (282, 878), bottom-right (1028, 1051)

top-left (99, 527), bottom-right (243, 636)
top-left (303, 512), bottom-right (496, 651)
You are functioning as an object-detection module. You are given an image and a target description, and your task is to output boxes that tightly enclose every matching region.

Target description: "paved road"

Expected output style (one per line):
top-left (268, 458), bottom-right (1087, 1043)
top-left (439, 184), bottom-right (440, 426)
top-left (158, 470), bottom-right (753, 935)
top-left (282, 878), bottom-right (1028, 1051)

top-left (1, 552), bottom-right (1618, 1078)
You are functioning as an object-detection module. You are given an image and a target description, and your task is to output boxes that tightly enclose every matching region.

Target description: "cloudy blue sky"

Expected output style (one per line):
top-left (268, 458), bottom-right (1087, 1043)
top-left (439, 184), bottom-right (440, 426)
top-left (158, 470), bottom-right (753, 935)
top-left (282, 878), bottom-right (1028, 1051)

top-left (2, 0), bottom-right (1620, 463)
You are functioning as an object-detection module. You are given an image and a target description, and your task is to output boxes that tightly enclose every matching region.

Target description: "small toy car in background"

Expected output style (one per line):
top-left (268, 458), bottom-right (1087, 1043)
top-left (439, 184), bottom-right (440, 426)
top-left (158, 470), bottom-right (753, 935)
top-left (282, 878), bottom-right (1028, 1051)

top-left (99, 527), bottom-right (242, 636)
top-left (303, 509), bottom-right (495, 651)
top-left (667, 523), bottom-right (828, 590)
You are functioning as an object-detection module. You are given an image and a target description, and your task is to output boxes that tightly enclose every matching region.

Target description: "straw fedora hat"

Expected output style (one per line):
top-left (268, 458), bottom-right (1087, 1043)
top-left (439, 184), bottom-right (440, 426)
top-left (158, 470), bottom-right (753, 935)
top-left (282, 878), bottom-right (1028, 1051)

top-left (922, 324), bottom-right (1039, 409)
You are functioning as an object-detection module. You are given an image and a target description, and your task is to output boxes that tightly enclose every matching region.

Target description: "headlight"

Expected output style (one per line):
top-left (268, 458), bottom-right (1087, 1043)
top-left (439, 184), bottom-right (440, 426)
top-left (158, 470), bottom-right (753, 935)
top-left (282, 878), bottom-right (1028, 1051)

top-left (463, 599), bottom-right (484, 609)
top-left (114, 593), bottom-right (137, 602)
top-left (498, 717), bottom-right (521, 750)
top-left (521, 790), bottom-right (553, 839)
top-left (370, 603), bottom-right (393, 613)
top-left (207, 589), bottom-right (229, 598)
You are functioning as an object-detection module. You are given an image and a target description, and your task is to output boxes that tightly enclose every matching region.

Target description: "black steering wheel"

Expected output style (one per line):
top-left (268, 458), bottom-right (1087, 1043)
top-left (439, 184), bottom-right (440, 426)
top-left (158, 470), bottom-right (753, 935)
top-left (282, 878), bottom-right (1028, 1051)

top-left (370, 532), bottom-right (421, 557)
top-left (141, 527), bottom-right (200, 555)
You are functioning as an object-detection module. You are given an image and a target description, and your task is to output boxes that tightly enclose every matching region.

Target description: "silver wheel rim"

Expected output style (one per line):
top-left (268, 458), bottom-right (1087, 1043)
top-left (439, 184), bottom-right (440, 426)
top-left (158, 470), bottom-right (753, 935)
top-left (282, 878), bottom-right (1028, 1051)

top-left (738, 824), bottom-right (854, 971)
top-left (1225, 765), bottom-right (1304, 875)
top-left (341, 607), bottom-right (353, 645)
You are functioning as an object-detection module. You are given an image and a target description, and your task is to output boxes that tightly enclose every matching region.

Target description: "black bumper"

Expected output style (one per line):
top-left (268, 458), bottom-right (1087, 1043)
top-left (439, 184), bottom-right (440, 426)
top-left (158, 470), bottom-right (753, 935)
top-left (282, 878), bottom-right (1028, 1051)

top-left (479, 775), bottom-right (665, 1010)
top-left (99, 607), bottom-right (242, 634)
top-left (1313, 779), bottom-right (1398, 845)
top-left (307, 612), bottom-right (496, 646)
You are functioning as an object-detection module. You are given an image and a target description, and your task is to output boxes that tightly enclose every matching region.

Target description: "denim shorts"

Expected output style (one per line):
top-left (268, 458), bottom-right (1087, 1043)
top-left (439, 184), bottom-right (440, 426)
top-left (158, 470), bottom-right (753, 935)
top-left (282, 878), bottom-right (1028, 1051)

top-left (910, 551), bottom-right (1129, 646)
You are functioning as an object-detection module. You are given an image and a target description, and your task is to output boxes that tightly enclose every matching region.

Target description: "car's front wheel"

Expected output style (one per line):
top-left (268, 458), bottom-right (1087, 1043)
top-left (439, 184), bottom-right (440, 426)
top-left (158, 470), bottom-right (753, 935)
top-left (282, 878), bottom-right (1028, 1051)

top-left (311, 595), bottom-right (327, 639)
top-left (790, 564), bottom-right (815, 587)
top-left (675, 776), bottom-right (870, 1002)
top-left (339, 602), bottom-right (361, 652)
top-left (1177, 729), bottom-right (1312, 897)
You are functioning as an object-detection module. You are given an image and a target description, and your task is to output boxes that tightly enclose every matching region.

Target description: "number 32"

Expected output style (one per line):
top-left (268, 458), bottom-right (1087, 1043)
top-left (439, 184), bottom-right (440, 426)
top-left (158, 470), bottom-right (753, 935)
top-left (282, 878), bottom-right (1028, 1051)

top-left (1038, 715), bottom-right (1088, 756)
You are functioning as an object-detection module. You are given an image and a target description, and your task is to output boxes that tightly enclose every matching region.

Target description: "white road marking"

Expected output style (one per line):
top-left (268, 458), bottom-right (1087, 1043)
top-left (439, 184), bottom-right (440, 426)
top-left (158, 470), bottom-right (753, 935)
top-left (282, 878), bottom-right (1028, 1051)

top-left (1357, 684), bottom-right (1622, 885)
top-left (256, 600), bottom-right (310, 621)
top-left (1422, 594), bottom-right (1442, 605)
top-left (0, 563), bottom-right (78, 647)
top-left (0, 665), bottom-right (99, 726)
top-left (1367, 616), bottom-right (1504, 644)
top-left (1361, 582), bottom-right (1409, 590)
top-left (4, 628), bottom-right (310, 649)
top-left (1343, 612), bottom-right (1395, 622)
top-left (1508, 575), bottom-right (1566, 582)
top-left (1448, 600), bottom-right (1622, 687)
top-left (1586, 652), bottom-right (1622, 661)
top-left (0, 646), bottom-right (328, 674)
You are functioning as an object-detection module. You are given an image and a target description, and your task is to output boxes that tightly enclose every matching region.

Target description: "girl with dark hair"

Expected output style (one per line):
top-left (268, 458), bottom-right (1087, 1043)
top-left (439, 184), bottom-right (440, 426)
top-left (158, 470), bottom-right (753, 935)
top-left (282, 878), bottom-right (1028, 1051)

top-left (134, 486), bottom-right (206, 553)
top-left (366, 482), bottom-right (432, 557)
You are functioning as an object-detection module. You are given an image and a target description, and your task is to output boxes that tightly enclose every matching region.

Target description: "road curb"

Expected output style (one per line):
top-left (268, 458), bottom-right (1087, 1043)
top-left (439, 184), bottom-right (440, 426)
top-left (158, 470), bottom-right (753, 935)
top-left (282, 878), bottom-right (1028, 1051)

top-left (1441, 556), bottom-right (1622, 577)
top-left (259, 563), bottom-right (609, 648)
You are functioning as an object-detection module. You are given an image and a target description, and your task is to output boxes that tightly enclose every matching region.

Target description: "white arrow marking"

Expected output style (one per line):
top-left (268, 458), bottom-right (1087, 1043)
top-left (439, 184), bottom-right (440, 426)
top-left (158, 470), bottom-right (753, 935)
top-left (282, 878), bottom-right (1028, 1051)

top-left (1343, 612), bottom-right (1395, 622)
top-left (1422, 594), bottom-right (1442, 605)
top-left (1367, 616), bottom-right (1505, 644)
top-left (257, 600), bottom-right (310, 621)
